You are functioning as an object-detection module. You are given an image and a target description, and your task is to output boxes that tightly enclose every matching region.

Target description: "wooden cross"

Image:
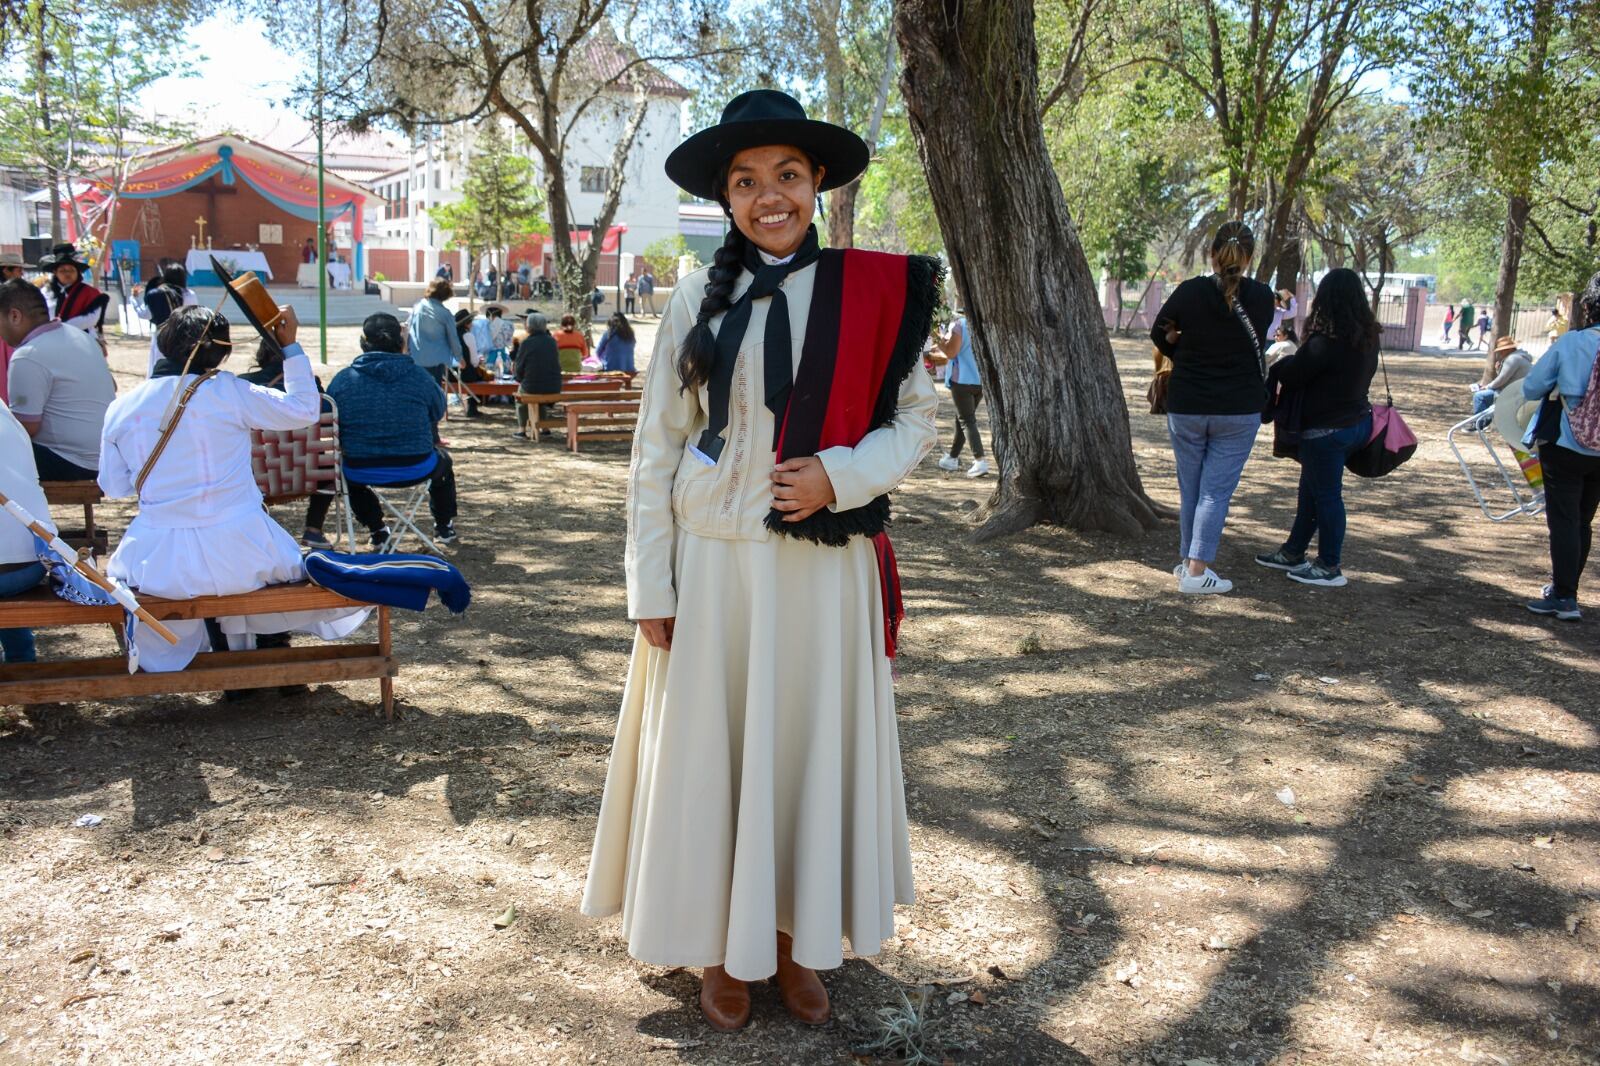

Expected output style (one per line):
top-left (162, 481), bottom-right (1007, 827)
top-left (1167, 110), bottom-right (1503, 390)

top-left (195, 216), bottom-right (208, 244)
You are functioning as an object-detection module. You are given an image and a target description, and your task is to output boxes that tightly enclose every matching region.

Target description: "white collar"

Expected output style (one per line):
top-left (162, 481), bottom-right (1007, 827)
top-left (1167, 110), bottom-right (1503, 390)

top-left (758, 249), bottom-right (796, 266)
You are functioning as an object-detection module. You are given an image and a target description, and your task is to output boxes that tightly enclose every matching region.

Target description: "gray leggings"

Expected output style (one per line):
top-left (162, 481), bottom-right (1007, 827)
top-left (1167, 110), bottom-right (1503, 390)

top-left (949, 383), bottom-right (985, 459)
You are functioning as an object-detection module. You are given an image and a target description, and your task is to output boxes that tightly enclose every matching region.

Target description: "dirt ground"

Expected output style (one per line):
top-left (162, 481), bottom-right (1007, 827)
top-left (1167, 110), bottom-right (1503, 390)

top-left (1, 326), bottom-right (1596, 1066)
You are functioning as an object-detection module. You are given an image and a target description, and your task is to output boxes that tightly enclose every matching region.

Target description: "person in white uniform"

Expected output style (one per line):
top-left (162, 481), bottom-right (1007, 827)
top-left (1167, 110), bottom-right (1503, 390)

top-left (581, 90), bottom-right (942, 1032)
top-left (97, 304), bottom-right (368, 673)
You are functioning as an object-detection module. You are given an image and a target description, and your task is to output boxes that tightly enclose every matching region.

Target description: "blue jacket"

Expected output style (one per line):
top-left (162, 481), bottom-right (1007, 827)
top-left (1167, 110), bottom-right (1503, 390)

top-left (327, 350), bottom-right (446, 460)
top-left (596, 329), bottom-right (636, 373)
top-left (1523, 326), bottom-right (1600, 456)
top-left (945, 317), bottom-right (980, 386)
top-left (408, 298), bottom-right (463, 368)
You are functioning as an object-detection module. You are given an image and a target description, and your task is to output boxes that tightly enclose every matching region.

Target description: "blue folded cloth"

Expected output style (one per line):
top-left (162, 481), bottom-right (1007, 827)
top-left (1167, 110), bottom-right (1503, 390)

top-left (304, 550), bottom-right (470, 614)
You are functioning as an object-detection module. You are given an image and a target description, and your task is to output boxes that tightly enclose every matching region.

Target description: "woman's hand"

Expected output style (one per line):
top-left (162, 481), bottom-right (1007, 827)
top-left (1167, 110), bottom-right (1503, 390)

top-left (273, 305), bottom-right (300, 347)
top-left (771, 456), bottom-right (837, 523)
top-left (638, 617), bottom-right (675, 650)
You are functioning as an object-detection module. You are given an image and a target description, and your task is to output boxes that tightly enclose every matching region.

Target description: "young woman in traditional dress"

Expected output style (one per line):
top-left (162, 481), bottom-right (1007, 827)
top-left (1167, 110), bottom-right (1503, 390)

top-left (98, 305), bottom-right (368, 673)
top-left (581, 90), bottom-right (942, 1031)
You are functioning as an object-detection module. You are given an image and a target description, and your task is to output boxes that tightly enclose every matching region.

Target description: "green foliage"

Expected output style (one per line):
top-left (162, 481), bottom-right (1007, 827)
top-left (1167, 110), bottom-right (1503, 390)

top-left (639, 234), bottom-right (700, 283)
top-left (0, 0), bottom-right (195, 235)
top-left (429, 124), bottom-right (546, 265)
top-left (854, 113), bottom-right (942, 255)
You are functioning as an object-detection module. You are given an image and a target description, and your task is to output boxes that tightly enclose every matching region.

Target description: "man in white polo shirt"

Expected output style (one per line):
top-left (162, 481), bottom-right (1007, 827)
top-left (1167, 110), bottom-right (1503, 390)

top-left (1, 279), bottom-right (115, 481)
top-left (0, 403), bottom-right (49, 664)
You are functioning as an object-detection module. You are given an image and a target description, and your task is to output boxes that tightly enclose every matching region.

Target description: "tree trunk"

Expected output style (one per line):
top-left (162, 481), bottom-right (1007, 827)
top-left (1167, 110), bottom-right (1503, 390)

top-left (897, 0), bottom-right (1167, 538)
top-left (827, 182), bottom-right (859, 249)
top-left (827, 27), bottom-right (897, 249)
top-left (1491, 192), bottom-right (1530, 375)
top-left (1273, 234), bottom-right (1300, 297)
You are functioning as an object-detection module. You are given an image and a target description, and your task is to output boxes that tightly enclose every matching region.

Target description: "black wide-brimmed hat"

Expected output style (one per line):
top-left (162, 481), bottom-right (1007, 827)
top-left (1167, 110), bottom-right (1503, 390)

top-left (665, 89), bottom-right (870, 203)
top-left (210, 255), bottom-right (284, 358)
top-left (39, 243), bottom-right (91, 271)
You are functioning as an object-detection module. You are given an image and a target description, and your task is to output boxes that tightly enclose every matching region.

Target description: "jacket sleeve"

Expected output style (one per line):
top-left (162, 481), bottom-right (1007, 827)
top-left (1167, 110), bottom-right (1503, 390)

top-left (1522, 344), bottom-right (1562, 402)
top-left (97, 417), bottom-right (134, 499)
top-left (235, 344), bottom-right (321, 430)
top-left (816, 366), bottom-right (940, 513)
top-left (424, 371), bottom-right (447, 423)
top-left (1272, 333), bottom-right (1336, 389)
top-left (1150, 284), bottom-right (1182, 357)
top-left (625, 297), bottom-right (700, 621)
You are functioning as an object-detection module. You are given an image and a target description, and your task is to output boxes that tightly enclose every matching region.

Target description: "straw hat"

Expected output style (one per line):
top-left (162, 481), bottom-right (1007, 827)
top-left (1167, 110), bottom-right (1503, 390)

top-left (1492, 335), bottom-right (1518, 356)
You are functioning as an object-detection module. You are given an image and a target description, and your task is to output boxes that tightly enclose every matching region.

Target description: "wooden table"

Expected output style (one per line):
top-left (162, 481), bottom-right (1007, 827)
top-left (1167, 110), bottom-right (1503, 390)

top-left (41, 480), bottom-right (108, 555)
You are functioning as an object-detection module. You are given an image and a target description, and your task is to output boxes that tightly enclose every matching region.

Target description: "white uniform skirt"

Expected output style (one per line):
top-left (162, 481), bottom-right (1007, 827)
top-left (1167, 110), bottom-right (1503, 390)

top-left (108, 508), bottom-right (370, 673)
top-left (582, 529), bottom-right (915, 981)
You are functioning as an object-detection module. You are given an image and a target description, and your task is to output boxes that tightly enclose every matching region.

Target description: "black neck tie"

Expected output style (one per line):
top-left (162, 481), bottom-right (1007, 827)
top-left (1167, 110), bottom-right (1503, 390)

top-left (697, 227), bottom-right (822, 462)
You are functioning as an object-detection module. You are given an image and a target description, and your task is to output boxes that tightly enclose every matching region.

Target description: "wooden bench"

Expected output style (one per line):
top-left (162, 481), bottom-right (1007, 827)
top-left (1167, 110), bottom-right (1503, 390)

top-left (516, 390), bottom-right (642, 434)
top-left (0, 583), bottom-right (398, 718)
top-left (564, 400), bottom-right (640, 452)
top-left (41, 480), bottom-right (108, 555)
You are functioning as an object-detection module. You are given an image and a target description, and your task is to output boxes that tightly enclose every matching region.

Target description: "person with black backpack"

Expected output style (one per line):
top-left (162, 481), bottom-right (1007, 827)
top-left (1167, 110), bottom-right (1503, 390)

top-left (1521, 271), bottom-right (1600, 621)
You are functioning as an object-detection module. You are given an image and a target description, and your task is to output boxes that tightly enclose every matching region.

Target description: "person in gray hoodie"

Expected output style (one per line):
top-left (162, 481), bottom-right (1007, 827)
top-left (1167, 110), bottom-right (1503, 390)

top-left (327, 313), bottom-right (459, 545)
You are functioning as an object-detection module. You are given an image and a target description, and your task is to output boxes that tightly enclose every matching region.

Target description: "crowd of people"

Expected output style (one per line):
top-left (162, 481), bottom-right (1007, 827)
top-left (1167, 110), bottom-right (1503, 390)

top-left (1, 88), bottom-right (1596, 1048)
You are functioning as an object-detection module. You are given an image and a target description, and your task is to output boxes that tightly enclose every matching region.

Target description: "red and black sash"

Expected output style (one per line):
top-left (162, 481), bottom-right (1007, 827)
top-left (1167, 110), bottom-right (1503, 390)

top-left (767, 247), bottom-right (942, 655)
top-left (54, 281), bottom-right (109, 329)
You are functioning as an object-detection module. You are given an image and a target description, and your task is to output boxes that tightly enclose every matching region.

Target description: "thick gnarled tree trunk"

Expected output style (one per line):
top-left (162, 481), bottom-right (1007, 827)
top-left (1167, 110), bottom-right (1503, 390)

top-left (896, 0), bottom-right (1166, 538)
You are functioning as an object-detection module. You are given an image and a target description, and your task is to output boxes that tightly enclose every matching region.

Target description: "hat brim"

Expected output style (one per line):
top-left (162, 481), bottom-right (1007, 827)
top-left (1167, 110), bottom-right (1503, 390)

top-left (664, 118), bottom-right (870, 202)
top-left (211, 256), bottom-right (283, 359)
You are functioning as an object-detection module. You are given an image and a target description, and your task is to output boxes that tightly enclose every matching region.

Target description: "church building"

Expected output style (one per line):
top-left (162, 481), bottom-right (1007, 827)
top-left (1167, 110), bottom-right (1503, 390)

top-left (76, 135), bottom-right (375, 287)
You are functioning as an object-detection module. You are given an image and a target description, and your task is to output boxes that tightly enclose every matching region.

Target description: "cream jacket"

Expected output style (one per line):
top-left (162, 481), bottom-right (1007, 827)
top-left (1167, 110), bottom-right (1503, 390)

top-left (626, 261), bottom-right (939, 620)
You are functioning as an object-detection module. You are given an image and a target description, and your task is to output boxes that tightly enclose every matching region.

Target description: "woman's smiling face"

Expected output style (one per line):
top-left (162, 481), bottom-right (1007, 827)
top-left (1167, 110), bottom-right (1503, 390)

top-left (725, 145), bottom-right (825, 259)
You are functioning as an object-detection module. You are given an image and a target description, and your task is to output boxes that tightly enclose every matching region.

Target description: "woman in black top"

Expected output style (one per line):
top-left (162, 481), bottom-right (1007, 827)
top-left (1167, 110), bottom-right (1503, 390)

top-left (1151, 221), bottom-right (1275, 594)
top-left (1255, 268), bottom-right (1379, 587)
top-left (513, 311), bottom-right (561, 440)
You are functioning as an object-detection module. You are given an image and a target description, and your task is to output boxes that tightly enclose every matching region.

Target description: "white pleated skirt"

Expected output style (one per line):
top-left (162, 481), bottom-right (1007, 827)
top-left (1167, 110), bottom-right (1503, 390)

top-left (108, 508), bottom-right (371, 673)
top-left (581, 529), bottom-right (915, 981)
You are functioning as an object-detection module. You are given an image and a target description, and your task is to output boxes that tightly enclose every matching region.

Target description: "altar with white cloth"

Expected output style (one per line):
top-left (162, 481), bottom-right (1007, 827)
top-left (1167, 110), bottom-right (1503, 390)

top-left (296, 262), bottom-right (353, 289)
top-left (187, 249), bottom-right (274, 286)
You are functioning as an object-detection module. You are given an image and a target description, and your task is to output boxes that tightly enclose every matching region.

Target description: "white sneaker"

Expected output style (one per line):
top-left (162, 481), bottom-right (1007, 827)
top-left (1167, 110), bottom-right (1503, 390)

top-left (1178, 568), bottom-right (1233, 595)
top-left (1173, 562), bottom-right (1186, 578)
top-left (937, 454), bottom-right (960, 471)
top-left (966, 458), bottom-right (991, 478)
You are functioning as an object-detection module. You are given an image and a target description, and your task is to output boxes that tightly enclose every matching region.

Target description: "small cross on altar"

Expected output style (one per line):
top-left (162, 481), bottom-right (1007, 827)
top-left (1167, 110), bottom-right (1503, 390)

top-left (195, 216), bottom-right (209, 246)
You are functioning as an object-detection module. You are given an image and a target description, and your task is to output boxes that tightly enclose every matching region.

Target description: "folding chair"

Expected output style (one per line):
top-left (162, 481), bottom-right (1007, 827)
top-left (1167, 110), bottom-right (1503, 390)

top-left (251, 395), bottom-right (359, 548)
top-left (342, 454), bottom-right (444, 555)
top-left (1447, 398), bottom-right (1545, 522)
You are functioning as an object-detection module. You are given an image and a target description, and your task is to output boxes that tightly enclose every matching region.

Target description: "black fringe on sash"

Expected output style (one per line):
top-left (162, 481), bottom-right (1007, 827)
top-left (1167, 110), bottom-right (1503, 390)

top-left (768, 253), bottom-right (946, 547)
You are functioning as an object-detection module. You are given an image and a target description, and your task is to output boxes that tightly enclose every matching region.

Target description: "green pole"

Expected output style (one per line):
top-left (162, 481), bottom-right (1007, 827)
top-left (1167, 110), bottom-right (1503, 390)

top-left (315, 0), bottom-right (328, 364)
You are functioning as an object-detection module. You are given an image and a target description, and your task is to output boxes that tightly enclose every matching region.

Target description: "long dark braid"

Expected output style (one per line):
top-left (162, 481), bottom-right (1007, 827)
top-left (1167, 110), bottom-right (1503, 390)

top-left (677, 213), bottom-right (748, 391)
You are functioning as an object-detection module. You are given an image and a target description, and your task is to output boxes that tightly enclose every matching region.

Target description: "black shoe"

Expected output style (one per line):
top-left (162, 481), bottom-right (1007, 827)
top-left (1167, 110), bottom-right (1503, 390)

top-left (1255, 548), bottom-right (1306, 571)
top-left (435, 522), bottom-right (458, 545)
top-left (368, 528), bottom-right (392, 552)
top-left (1287, 560), bottom-right (1348, 587)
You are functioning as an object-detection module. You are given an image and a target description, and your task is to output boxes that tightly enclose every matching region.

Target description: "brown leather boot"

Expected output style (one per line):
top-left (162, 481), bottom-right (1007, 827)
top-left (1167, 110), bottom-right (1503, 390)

top-left (774, 932), bottom-right (831, 1025)
top-left (699, 964), bottom-right (750, 1031)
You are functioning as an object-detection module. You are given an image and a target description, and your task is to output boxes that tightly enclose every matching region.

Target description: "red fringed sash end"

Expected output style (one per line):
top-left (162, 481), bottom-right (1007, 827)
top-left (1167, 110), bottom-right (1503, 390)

top-left (872, 531), bottom-right (905, 659)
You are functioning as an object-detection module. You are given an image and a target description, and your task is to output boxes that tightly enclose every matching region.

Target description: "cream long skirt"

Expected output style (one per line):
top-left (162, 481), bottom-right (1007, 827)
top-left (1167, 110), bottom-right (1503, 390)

top-left (581, 529), bottom-right (915, 982)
